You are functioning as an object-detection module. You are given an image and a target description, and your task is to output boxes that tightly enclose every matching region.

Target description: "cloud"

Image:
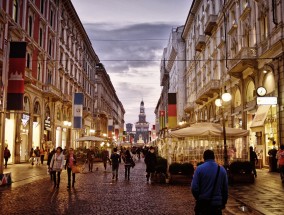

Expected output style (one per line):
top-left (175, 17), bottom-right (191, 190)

top-left (82, 22), bottom-right (179, 124)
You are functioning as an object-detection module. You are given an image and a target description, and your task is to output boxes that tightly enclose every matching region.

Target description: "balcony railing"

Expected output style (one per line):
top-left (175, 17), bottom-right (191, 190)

top-left (43, 84), bottom-right (62, 99)
top-left (196, 80), bottom-right (220, 101)
top-left (228, 47), bottom-right (257, 76)
top-left (195, 35), bottom-right (206, 51)
top-left (204, 15), bottom-right (217, 36)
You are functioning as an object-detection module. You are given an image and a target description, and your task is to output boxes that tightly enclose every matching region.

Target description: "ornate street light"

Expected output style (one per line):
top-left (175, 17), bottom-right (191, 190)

top-left (215, 87), bottom-right (232, 168)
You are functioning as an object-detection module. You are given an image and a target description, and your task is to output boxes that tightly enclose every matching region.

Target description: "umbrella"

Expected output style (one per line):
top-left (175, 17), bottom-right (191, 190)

top-left (76, 136), bottom-right (105, 142)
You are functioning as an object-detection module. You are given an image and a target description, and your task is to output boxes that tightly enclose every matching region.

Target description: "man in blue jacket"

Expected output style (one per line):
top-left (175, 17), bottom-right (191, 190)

top-left (191, 150), bottom-right (228, 215)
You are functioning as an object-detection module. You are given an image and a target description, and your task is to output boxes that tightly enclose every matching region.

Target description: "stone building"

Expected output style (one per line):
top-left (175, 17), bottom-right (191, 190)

top-left (181, 0), bottom-right (284, 167)
top-left (135, 100), bottom-right (149, 144)
top-left (0, 0), bottom-right (124, 164)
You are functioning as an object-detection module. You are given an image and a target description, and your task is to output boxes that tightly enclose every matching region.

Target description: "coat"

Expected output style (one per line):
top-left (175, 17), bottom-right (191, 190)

top-left (50, 153), bottom-right (65, 172)
top-left (144, 152), bottom-right (157, 173)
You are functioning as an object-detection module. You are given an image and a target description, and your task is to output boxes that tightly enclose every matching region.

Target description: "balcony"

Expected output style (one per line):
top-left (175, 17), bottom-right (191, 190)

top-left (184, 102), bottom-right (195, 113)
top-left (24, 68), bottom-right (33, 83)
top-left (195, 80), bottom-right (220, 104)
top-left (195, 35), bottom-right (206, 52)
top-left (43, 84), bottom-right (62, 100)
top-left (204, 15), bottom-right (217, 36)
top-left (228, 47), bottom-right (257, 78)
top-left (62, 93), bottom-right (72, 104)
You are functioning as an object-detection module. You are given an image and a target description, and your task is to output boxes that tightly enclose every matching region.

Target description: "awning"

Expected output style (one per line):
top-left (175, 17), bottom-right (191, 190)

top-left (250, 105), bottom-right (271, 128)
top-left (76, 136), bottom-right (105, 142)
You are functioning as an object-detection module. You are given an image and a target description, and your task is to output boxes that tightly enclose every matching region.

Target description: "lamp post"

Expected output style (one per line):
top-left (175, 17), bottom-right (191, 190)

top-left (215, 87), bottom-right (232, 168)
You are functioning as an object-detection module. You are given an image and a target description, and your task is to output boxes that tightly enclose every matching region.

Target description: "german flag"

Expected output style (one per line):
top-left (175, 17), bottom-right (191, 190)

top-left (159, 110), bottom-right (165, 129)
top-left (168, 93), bottom-right (177, 128)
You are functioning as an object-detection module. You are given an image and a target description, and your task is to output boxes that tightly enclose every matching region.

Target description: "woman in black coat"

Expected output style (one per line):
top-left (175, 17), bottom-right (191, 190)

top-left (144, 146), bottom-right (157, 182)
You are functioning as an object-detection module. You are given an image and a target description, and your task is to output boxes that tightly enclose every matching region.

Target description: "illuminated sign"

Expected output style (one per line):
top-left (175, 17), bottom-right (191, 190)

top-left (257, 97), bottom-right (277, 105)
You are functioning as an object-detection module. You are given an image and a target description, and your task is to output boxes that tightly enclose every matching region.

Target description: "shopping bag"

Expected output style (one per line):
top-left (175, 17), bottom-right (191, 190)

top-left (71, 165), bottom-right (81, 173)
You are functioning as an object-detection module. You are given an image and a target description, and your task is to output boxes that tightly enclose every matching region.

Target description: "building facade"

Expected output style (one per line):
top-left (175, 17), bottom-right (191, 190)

top-left (0, 0), bottom-right (124, 164)
top-left (135, 100), bottom-right (149, 144)
top-left (180, 0), bottom-right (284, 167)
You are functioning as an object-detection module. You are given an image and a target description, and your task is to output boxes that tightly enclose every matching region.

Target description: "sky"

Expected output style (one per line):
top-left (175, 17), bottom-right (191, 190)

top-left (71, 0), bottom-right (191, 127)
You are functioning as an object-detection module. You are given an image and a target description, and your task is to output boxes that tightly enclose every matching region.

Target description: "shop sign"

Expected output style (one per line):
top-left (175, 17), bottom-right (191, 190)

top-left (22, 114), bottom-right (30, 127)
top-left (257, 97), bottom-right (277, 105)
top-left (44, 118), bottom-right (51, 130)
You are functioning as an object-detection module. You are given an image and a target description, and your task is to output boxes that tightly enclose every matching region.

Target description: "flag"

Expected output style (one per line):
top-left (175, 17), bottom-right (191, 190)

top-left (159, 110), bottom-right (166, 129)
top-left (7, 42), bottom-right (27, 110)
top-left (108, 118), bottom-right (113, 137)
top-left (73, 93), bottom-right (84, 129)
top-left (168, 93), bottom-right (177, 128)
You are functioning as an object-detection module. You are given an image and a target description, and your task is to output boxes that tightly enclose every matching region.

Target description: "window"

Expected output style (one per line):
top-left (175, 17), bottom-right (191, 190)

top-left (60, 77), bottom-right (63, 90)
top-left (39, 28), bottom-right (43, 47)
top-left (261, 15), bottom-right (268, 40)
top-left (13, 0), bottom-right (18, 22)
top-left (28, 15), bottom-right (33, 37)
top-left (47, 69), bottom-right (52, 84)
top-left (37, 63), bottom-right (41, 81)
top-left (49, 39), bottom-right (52, 56)
top-left (65, 81), bottom-right (68, 94)
top-left (26, 53), bottom-right (31, 68)
top-left (50, 9), bottom-right (53, 27)
top-left (40, 0), bottom-right (45, 14)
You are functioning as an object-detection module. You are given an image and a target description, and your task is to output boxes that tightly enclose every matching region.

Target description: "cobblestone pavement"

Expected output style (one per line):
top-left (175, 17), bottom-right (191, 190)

top-left (1, 161), bottom-right (282, 215)
top-left (1, 160), bottom-right (194, 215)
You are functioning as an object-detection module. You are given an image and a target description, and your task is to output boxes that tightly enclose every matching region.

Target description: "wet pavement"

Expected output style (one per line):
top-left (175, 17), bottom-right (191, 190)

top-left (0, 161), bottom-right (283, 214)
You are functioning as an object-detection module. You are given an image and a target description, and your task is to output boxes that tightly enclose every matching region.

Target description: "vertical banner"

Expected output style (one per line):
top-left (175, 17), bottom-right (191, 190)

top-left (168, 93), bottom-right (177, 129)
top-left (7, 42), bottom-right (27, 110)
top-left (73, 93), bottom-right (84, 129)
top-left (159, 110), bottom-right (165, 129)
top-left (108, 118), bottom-right (113, 137)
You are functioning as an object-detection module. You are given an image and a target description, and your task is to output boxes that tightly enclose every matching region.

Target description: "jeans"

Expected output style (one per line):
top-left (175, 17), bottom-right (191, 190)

top-left (125, 165), bottom-right (131, 179)
top-left (112, 164), bottom-right (119, 179)
top-left (88, 159), bottom-right (93, 172)
top-left (52, 171), bottom-right (61, 187)
top-left (4, 157), bottom-right (8, 168)
top-left (40, 155), bottom-right (44, 164)
top-left (67, 167), bottom-right (76, 187)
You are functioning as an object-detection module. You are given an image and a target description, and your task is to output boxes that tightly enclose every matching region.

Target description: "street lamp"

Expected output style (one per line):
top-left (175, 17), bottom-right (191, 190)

top-left (215, 87), bottom-right (232, 168)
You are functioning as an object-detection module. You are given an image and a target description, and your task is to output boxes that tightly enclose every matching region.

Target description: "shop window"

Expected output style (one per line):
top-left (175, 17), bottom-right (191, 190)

top-left (234, 89), bottom-right (242, 107)
top-left (39, 28), bottom-right (43, 47)
top-left (28, 15), bottom-right (33, 37)
top-left (263, 72), bottom-right (275, 94)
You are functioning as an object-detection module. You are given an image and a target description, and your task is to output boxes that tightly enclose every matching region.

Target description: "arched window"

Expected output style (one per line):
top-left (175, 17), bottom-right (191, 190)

top-left (37, 63), bottom-right (41, 81)
top-left (246, 81), bottom-right (255, 102)
top-left (263, 71), bottom-right (275, 94)
top-left (26, 53), bottom-right (31, 68)
top-left (34, 101), bottom-right (41, 115)
top-left (234, 89), bottom-right (242, 107)
top-left (23, 96), bottom-right (30, 113)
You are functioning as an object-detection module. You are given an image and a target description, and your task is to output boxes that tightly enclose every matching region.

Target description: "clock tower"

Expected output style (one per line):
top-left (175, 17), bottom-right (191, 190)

top-left (135, 100), bottom-right (149, 144)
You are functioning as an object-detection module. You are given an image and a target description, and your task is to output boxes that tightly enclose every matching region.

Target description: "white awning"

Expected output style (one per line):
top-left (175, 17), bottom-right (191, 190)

top-left (250, 105), bottom-right (271, 128)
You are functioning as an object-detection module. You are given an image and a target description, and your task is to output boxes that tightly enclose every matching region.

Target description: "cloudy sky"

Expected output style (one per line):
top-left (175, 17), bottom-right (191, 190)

top-left (71, 0), bottom-right (191, 127)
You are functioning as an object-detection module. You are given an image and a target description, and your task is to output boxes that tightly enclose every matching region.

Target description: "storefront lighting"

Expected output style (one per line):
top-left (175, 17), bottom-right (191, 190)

top-left (103, 133), bottom-right (107, 137)
top-left (100, 142), bottom-right (105, 147)
top-left (107, 143), bottom-right (110, 147)
top-left (221, 87), bottom-right (232, 102)
top-left (263, 70), bottom-right (267, 74)
top-left (90, 129), bottom-right (95, 133)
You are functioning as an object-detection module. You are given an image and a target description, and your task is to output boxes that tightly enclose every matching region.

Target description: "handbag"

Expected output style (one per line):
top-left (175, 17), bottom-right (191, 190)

top-left (195, 165), bottom-right (220, 213)
top-left (71, 165), bottom-right (81, 173)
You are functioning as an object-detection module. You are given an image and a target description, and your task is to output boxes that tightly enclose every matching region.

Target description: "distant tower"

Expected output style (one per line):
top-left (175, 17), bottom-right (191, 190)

top-left (126, 123), bottom-right (133, 133)
top-left (135, 100), bottom-right (149, 144)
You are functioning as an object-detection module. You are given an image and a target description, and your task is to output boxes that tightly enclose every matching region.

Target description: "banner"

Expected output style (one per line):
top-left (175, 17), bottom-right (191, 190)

top-left (168, 93), bottom-right (177, 128)
top-left (108, 118), bottom-right (113, 137)
top-left (7, 42), bottom-right (27, 110)
top-left (159, 110), bottom-right (166, 129)
top-left (73, 93), bottom-right (84, 129)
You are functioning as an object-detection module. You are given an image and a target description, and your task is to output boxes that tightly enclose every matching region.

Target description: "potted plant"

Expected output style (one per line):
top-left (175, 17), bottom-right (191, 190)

top-left (228, 161), bottom-right (255, 184)
top-left (169, 162), bottom-right (194, 184)
top-left (152, 156), bottom-right (168, 183)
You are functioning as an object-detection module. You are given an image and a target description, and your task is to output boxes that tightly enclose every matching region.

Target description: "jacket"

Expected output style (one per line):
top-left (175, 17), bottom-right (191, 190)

top-left (65, 154), bottom-right (77, 169)
top-left (50, 153), bottom-right (65, 172)
top-left (191, 160), bottom-right (228, 207)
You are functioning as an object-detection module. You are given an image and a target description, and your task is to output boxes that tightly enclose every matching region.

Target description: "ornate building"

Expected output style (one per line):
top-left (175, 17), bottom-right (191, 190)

top-left (0, 0), bottom-right (124, 166)
top-left (135, 100), bottom-right (149, 144)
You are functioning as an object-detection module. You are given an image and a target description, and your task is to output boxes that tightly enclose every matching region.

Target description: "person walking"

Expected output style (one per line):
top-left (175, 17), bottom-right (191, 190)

top-left (123, 150), bottom-right (134, 180)
top-left (110, 148), bottom-right (120, 180)
top-left (268, 141), bottom-right (278, 172)
top-left (29, 148), bottom-right (35, 165)
top-left (34, 146), bottom-right (40, 165)
top-left (191, 150), bottom-right (228, 215)
top-left (250, 146), bottom-right (258, 178)
top-left (40, 147), bottom-right (45, 165)
top-left (49, 147), bottom-right (65, 188)
top-left (65, 148), bottom-right (77, 189)
top-left (102, 148), bottom-right (111, 171)
top-left (3, 147), bottom-right (11, 168)
top-left (144, 146), bottom-right (157, 182)
top-left (47, 148), bottom-right (56, 181)
top-left (277, 144), bottom-right (284, 183)
top-left (87, 146), bottom-right (95, 172)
